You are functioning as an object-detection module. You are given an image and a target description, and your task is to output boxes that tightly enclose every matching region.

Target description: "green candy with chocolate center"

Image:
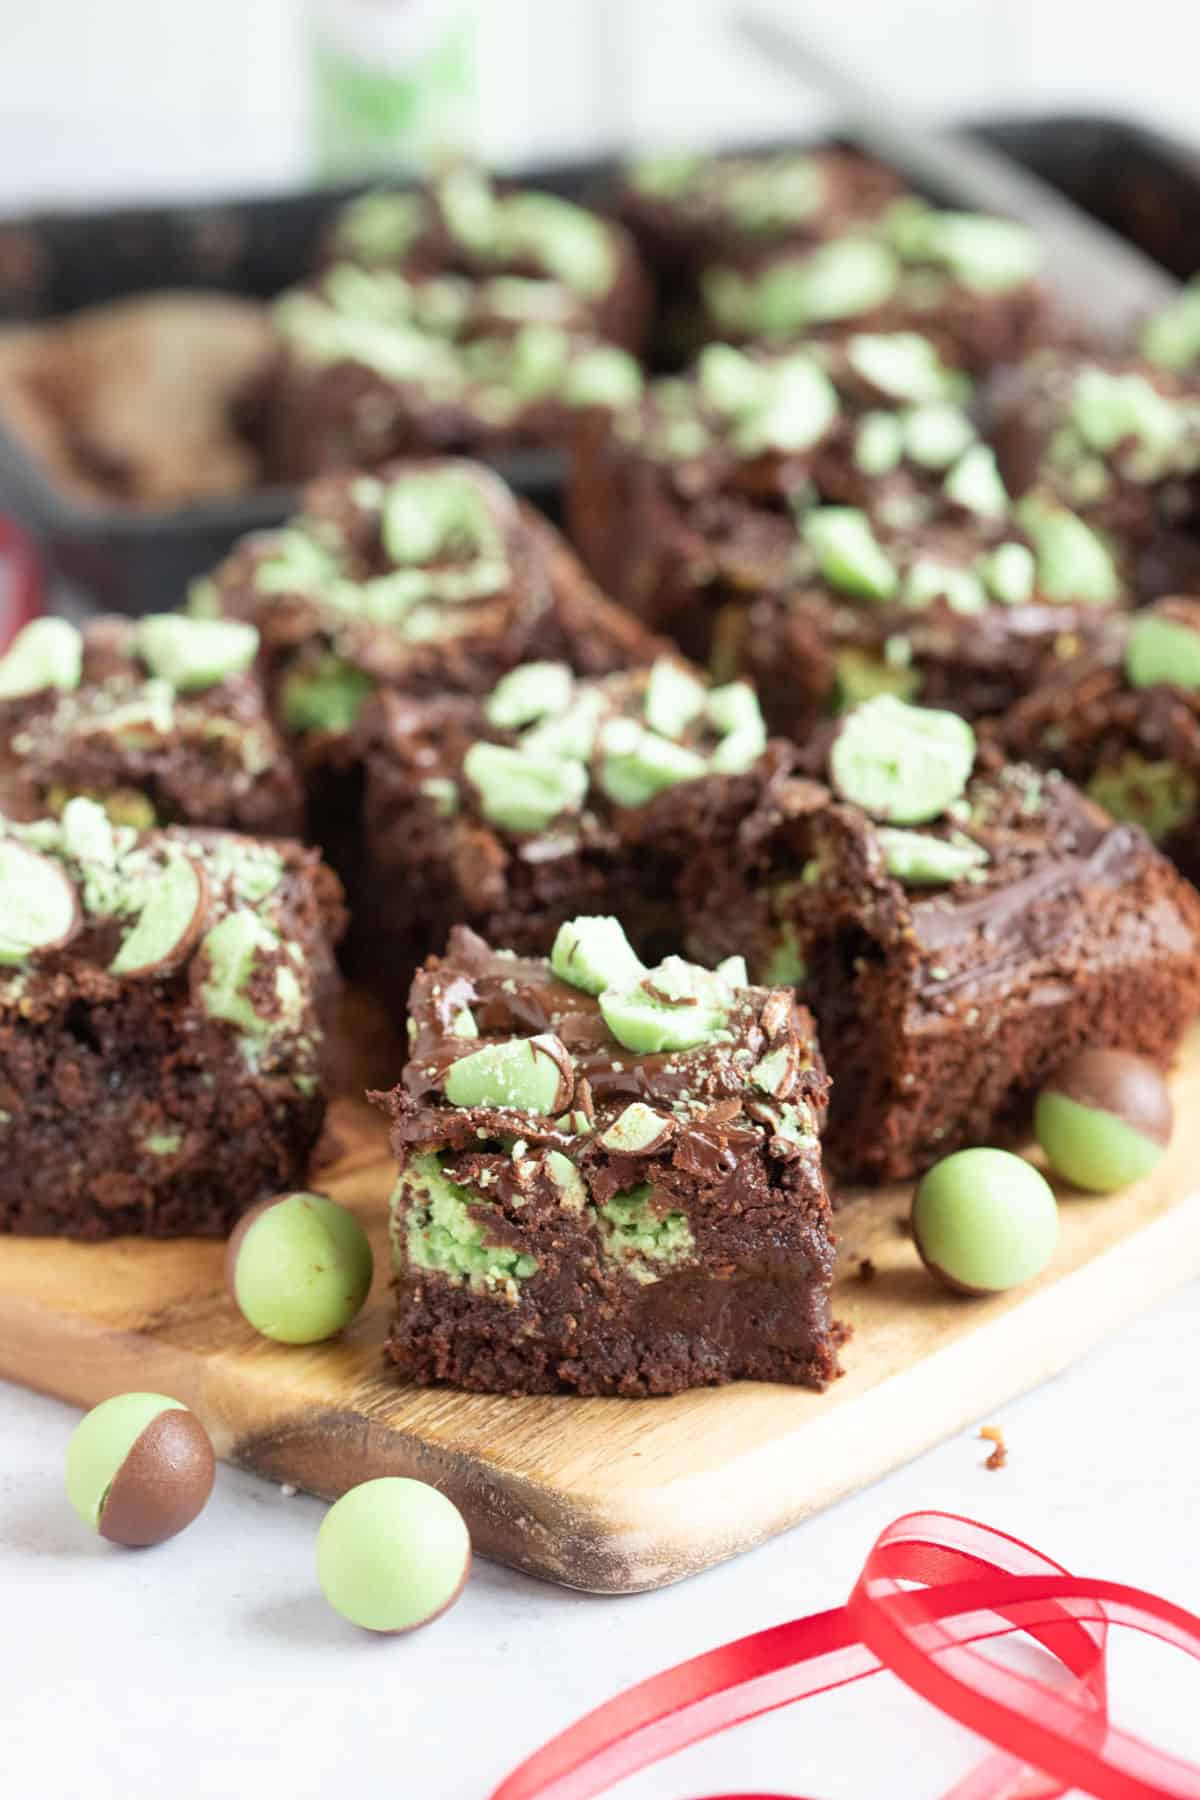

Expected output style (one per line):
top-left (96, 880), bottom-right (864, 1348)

top-left (830, 696), bottom-right (976, 825)
top-left (912, 1148), bottom-right (1058, 1294)
top-left (1034, 1049), bottom-right (1172, 1194)
top-left (225, 1191), bottom-right (374, 1344)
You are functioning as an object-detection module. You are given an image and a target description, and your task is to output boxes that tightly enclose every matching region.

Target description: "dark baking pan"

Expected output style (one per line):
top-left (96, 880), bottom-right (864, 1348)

top-left (0, 115), bottom-right (1196, 615)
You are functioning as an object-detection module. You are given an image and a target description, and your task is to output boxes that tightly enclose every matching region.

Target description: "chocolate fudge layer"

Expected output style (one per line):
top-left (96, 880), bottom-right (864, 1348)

top-left (263, 262), bottom-right (644, 479)
top-left (569, 341), bottom-right (1129, 722)
top-left (680, 695), bottom-right (1200, 1181)
top-left (0, 798), bottom-right (345, 1238)
top-left (992, 598), bottom-right (1200, 886)
top-left (357, 655), bottom-right (776, 1022)
top-left (374, 920), bottom-right (840, 1396)
top-left (0, 613), bottom-right (304, 837)
top-left (324, 166), bottom-right (650, 350)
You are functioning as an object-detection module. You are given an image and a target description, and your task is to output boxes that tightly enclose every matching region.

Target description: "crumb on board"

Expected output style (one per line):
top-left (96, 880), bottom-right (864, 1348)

top-left (280, 1483), bottom-right (297, 1498)
top-left (857, 1256), bottom-right (877, 1283)
top-left (979, 1425), bottom-right (1008, 1471)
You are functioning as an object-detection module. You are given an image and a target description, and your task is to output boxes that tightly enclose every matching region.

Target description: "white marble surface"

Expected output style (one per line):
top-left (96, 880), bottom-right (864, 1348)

top-left (3, 1281), bottom-right (1199, 1800)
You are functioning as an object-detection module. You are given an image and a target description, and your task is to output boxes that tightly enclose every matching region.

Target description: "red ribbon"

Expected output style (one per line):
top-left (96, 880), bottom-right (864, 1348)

top-left (0, 514), bottom-right (44, 651)
top-left (489, 1512), bottom-right (1200, 1800)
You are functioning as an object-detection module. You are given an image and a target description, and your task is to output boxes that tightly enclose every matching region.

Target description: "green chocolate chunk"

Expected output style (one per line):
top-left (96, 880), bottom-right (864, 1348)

top-left (834, 646), bottom-right (920, 709)
top-left (876, 827), bottom-right (988, 885)
top-left (707, 680), bottom-right (768, 773)
top-left (902, 559), bottom-right (987, 616)
top-left (399, 1152), bottom-right (538, 1290)
top-left (599, 1102), bottom-right (672, 1153)
top-left (715, 954), bottom-right (748, 988)
top-left (229, 1192), bottom-right (373, 1345)
top-left (0, 840), bottom-right (80, 965)
top-left (450, 1008), bottom-right (478, 1038)
top-left (381, 468), bottom-right (503, 568)
top-left (643, 658), bottom-right (707, 740)
top-left (65, 1392), bottom-right (198, 1533)
top-left (420, 776), bottom-right (459, 818)
top-left (750, 1045), bottom-right (794, 1098)
top-left (485, 662), bottom-right (573, 730)
top-left (783, 238), bottom-right (901, 324)
top-left (977, 541), bottom-right (1037, 606)
top-left (830, 695), bottom-right (976, 825)
top-left (519, 690), bottom-right (604, 761)
top-left (198, 910), bottom-right (301, 1041)
top-left (729, 355), bottom-right (840, 455)
top-left (628, 151), bottom-right (702, 196)
top-left (846, 332), bottom-right (968, 404)
top-left (761, 920), bottom-right (808, 987)
top-left (145, 1132), bottom-right (182, 1155)
top-left (253, 527), bottom-right (342, 596)
top-left (943, 444), bottom-right (1008, 518)
top-left (562, 346), bottom-right (643, 410)
top-left (1140, 277), bottom-right (1200, 371)
top-left (1125, 613), bottom-right (1200, 692)
top-left (698, 343), bottom-right (767, 414)
top-left (1017, 496), bottom-right (1121, 604)
top-left (135, 614), bottom-right (259, 691)
top-left (725, 155), bottom-right (826, 230)
top-left (316, 1475), bottom-right (471, 1635)
top-left (109, 852), bottom-right (203, 978)
top-left (855, 411), bottom-right (905, 475)
top-left (1034, 1091), bottom-right (1165, 1195)
top-left (890, 202), bottom-right (1038, 293)
top-left (901, 403), bottom-right (976, 470)
top-left (804, 508), bottom-right (898, 599)
top-left (599, 955), bottom-right (729, 1054)
top-left (1070, 368), bottom-right (1183, 475)
top-left (501, 191), bottom-right (614, 298)
top-left (546, 1150), bottom-right (587, 1211)
top-left (0, 617), bottom-right (83, 699)
top-left (913, 1148), bottom-right (1058, 1292)
top-left (594, 1183), bottom-right (694, 1282)
top-left (443, 1034), bottom-right (572, 1114)
top-left (599, 719), bottom-right (708, 808)
top-left (280, 655), bottom-right (374, 733)
top-left (551, 915), bottom-right (645, 996)
top-left (438, 165), bottom-right (497, 252)
top-left (335, 189), bottom-right (424, 262)
top-left (463, 741), bottom-right (588, 834)
top-left (59, 795), bottom-right (116, 867)
top-left (1087, 753), bottom-right (1198, 843)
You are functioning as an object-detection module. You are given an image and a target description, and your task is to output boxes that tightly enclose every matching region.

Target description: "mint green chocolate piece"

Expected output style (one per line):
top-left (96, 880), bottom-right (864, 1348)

top-left (399, 1153), bottom-right (539, 1288)
top-left (730, 355), bottom-right (840, 454)
top-left (977, 541), bottom-right (1037, 605)
top-left (0, 617), bottom-right (82, 699)
top-left (599, 1102), bottom-right (672, 1153)
top-left (912, 1148), bottom-right (1057, 1292)
top-left (59, 795), bottom-right (116, 866)
top-left (551, 915), bottom-right (644, 996)
top-left (1034, 1092), bottom-right (1163, 1195)
top-left (901, 403), bottom-right (976, 470)
top-left (855, 411), bottom-right (905, 476)
top-left (1088, 754), bottom-right (1198, 843)
top-left (761, 920), bottom-right (808, 986)
top-left (830, 695), bottom-right (976, 825)
top-left (643, 658), bottom-right (707, 740)
top-left (65, 1392), bottom-right (201, 1534)
top-left (846, 332), bottom-right (968, 404)
top-left (280, 655), bottom-right (374, 732)
top-left (519, 689), bottom-right (605, 762)
top-left (562, 345), bottom-right (643, 410)
top-left (381, 469), bottom-right (500, 567)
top-left (876, 827), bottom-right (988, 885)
top-left (903, 559), bottom-right (987, 615)
top-left (450, 1008), bottom-right (478, 1038)
top-left (198, 910), bottom-right (300, 1040)
top-left (943, 444), bottom-right (1008, 518)
top-left (599, 720), bottom-right (708, 808)
top-left (335, 189), bottom-right (424, 262)
top-left (726, 155), bottom-right (825, 229)
top-left (628, 151), bottom-right (702, 196)
top-left (594, 1183), bottom-right (694, 1279)
top-left (0, 840), bottom-right (80, 965)
top-left (135, 614), bottom-right (259, 691)
top-left (893, 204), bottom-right (1038, 293)
top-left (698, 344), bottom-right (767, 414)
top-left (109, 852), bottom-right (203, 978)
top-left (502, 191), bottom-right (614, 298)
top-left (316, 1476), bottom-right (471, 1633)
top-left (228, 1191), bottom-right (373, 1345)
top-left (1017, 496), bottom-right (1120, 604)
top-left (804, 508), bottom-right (898, 599)
top-left (788, 238), bottom-right (901, 324)
top-left (834, 646), bottom-right (920, 709)
top-left (546, 1150), bottom-right (588, 1210)
top-left (599, 956), bottom-right (729, 1054)
top-left (443, 1034), bottom-right (573, 1114)
top-left (252, 526), bottom-right (341, 596)
top-left (750, 1045), bottom-right (794, 1098)
top-left (715, 954), bottom-right (748, 988)
top-left (485, 662), bottom-right (573, 730)
top-left (1070, 368), bottom-right (1182, 471)
top-left (463, 741), bottom-right (587, 834)
top-left (1125, 613), bottom-right (1200, 692)
top-left (1140, 276), bottom-right (1200, 371)
top-left (707, 680), bottom-right (768, 773)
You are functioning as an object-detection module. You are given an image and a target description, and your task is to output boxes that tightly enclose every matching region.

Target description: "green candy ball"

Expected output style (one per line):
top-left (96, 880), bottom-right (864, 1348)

top-left (317, 1477), bottom-right (472, 1633)
top-left (912, 1148), bottom-right (1058, 1294)
top-left (66, 1391), bottom-right (215, 1546)
top-left (225, 1192), bottom-right (374, 1345)
top-left (1034, 1050), bottom-right (1172, 1193)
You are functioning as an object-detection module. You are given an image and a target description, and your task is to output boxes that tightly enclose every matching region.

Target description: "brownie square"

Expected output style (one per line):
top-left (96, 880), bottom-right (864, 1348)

top-left (0, 613), bottom-right (305, 837)
top-left (993, 598), bottom-right (1200, 886)
top-left (0, 797), bottom-right (346, 1238)
top-left (680, 695), bottom-right (1200, 1181)
top-left (355, 654), bottom-right (779, 1021)
top-left (373, 920), bottom-right (840, 1395)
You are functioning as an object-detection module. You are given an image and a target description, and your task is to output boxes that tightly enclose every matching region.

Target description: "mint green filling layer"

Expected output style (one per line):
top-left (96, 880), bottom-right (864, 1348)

top-left (593, 1183), bottom-right (694, 1285)
top-left (396, 1153), bottom-right (537, 1293)
top-left (1087, 754), bottom-right (1198, 844)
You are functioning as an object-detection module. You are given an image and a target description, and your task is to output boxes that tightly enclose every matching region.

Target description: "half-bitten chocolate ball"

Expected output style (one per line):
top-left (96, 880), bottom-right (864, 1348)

top-left (1034, 1049), bottom-right (1173, 1194)
top-left (65, 1392), bottom-right (216, 1547)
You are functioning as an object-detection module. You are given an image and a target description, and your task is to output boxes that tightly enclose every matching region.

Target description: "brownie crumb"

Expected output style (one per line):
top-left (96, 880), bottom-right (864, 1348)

top-left (857, 1256), bottom-right (877, 1283)
top-left (979, 1425), bottom-right (1008, 1471)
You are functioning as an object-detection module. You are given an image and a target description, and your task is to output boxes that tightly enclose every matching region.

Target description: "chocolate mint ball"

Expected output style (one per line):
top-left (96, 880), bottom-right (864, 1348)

top-left (225, 1191), bottom-right (374, 1345)
top-left (912, 1148), bottom-right (1058, 1294)
top-left (316, 1477), bottom-right (472, 1633)
top-left (1034, 1049), bottom-right (1172, 1194)
top-left (66, 1392), bottom-right (215, 1547)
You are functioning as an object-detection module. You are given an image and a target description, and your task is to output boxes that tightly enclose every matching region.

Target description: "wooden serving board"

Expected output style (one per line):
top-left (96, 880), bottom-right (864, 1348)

top-left (2, 1006), bottom-right (1198, 1595)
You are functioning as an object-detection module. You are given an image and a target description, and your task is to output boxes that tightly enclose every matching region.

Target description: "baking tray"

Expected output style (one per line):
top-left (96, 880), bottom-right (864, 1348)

top-left (0, 114), bottom-right (1197, 615)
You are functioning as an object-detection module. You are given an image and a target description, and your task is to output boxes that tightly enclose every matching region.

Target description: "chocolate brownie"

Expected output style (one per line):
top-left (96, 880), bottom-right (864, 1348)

top-left (373, 918), bottom-right (840, 1395)
top-left (355, 654), bottom-right (776, 1021)
top-left (0, 797), bottom-right (345, 1238)
top-left (679, 694), bottom-right (1200, 1181)
top-left (568, 341), bottom-right (1129, 721)
top-left (262, 262), bottom-right (644, 478)
top-left (324, 165), bottom-right (650, 350)
top-left (0, 613), bottom-right (305, 837)
top-left (992, 597), bottom-right (1200, 885)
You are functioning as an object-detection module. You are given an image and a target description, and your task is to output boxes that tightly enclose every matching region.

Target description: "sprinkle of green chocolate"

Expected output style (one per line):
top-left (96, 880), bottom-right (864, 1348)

top-left (135, 614), bottom-right (259, 692)
top-left (805, 507), bottom-right (898, 600)
top-left (876, 826), bottom-right (988, 885)
top-left (551, 915), bottom-right (645, 996)
top-left (464, 741), bottom-right (588, 834)
top-left (831, 695), bottom-right (976, 825)
top-left (0, 617), bottom-right (83, 700)
top-left (1016, 495), bottom-right (1121, 604)
top-left (443, 1034), bottom-right (573, 1114)
top-left (486, 662), bottom-right (573, 729)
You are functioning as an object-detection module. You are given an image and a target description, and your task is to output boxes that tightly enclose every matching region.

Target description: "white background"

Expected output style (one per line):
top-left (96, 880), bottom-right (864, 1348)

top-left (2, 5), bottom-right (1199, 1796)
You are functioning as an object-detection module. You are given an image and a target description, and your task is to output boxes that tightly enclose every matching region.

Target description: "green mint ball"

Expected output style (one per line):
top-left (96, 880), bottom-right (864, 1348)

top-left (831, 695), bottom-right (976, 824)
top-left (225, 1193), bottom-right (374, 1345)
top-left (316, 1477), bottom-right (471, 1633)
top-left (65, 1392), bottom-right (215, 1546)
top-left (912, 1148), bottom-right (1058, 1293)
top-left (1034, 1049), bottom-right (1172, 1194)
